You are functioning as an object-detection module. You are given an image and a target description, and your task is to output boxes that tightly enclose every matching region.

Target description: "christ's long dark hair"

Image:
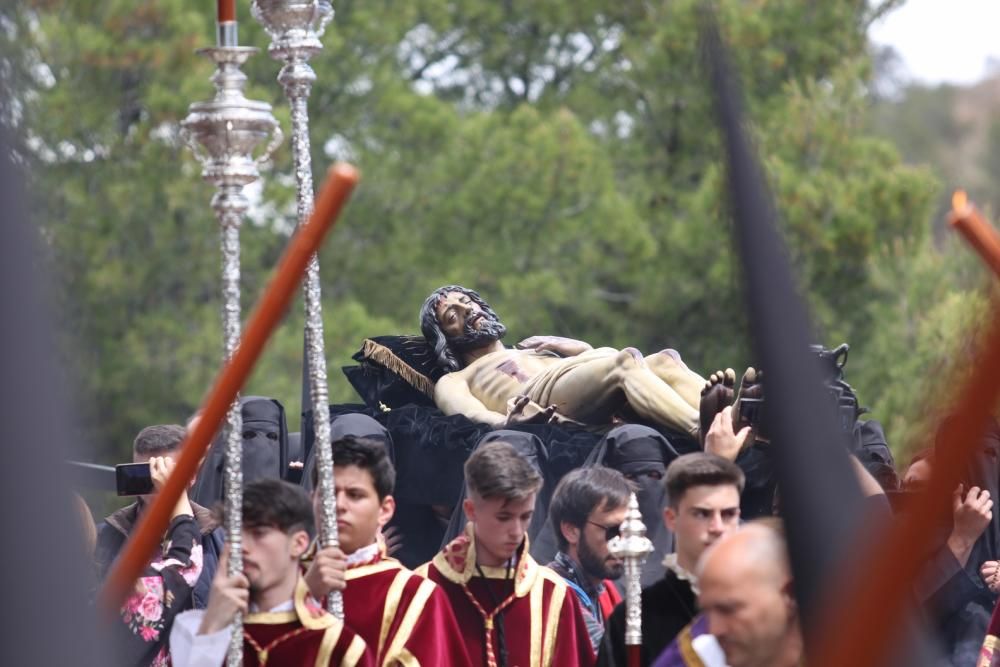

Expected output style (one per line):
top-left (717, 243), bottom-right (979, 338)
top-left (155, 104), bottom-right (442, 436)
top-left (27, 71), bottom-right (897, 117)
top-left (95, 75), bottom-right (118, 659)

top-left (419, 285), bottom-right (506, 372)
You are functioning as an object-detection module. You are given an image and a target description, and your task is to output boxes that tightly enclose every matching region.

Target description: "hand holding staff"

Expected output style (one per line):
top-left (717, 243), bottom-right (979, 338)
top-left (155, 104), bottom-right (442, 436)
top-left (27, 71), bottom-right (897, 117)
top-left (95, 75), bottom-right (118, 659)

top-left (99, 164), bottom-right (359, 615)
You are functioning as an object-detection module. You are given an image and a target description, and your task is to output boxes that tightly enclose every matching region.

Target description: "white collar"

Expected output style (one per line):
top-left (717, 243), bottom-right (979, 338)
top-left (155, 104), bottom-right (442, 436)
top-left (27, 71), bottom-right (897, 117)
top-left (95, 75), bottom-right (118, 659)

top-left (662, 552), bottom-right (700, 596)
top-left (345, 541), bottom-right (381, 566)
top-left (249, 599), bottom-right (295, 613)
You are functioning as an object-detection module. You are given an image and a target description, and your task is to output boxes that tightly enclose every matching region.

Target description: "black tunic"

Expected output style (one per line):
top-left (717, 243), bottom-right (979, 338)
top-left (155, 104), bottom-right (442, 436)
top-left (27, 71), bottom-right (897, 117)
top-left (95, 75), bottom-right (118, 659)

top-left (596, 570), bottom-right (698, 667)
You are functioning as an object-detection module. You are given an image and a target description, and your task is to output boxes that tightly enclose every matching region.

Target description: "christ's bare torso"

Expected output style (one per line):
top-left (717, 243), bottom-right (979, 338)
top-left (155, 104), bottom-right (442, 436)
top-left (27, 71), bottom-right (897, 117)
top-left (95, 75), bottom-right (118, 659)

top-left (451, 348), bottom-right (563, 413)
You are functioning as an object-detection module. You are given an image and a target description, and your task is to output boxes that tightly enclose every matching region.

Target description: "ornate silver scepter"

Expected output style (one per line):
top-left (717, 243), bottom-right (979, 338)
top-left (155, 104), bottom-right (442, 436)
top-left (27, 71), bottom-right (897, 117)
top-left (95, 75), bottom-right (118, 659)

top-left (251, 0), bottom-right (343, 618)
top-left (608, 493), bottom-right (654, 664)
top-left (181, 45), bottom-right (282, 665)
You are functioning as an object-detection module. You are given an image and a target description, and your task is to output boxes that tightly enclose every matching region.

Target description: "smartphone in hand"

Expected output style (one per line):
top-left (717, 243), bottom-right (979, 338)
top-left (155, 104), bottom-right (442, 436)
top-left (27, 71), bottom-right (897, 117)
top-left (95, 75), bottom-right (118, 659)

top-left (115, 462), bottom-right (154, 496)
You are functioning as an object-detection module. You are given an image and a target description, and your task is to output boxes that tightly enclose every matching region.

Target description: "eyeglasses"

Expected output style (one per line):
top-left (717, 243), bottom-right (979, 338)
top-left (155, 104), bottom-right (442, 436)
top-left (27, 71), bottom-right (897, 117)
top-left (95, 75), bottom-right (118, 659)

top-left (587, 521), bottom-right (621, 542)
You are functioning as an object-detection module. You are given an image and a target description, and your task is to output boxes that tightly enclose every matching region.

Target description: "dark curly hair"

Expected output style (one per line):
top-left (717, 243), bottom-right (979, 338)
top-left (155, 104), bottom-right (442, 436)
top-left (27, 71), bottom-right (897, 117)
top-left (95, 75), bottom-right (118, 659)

top-left (419, 285), bottom-right (506, 373)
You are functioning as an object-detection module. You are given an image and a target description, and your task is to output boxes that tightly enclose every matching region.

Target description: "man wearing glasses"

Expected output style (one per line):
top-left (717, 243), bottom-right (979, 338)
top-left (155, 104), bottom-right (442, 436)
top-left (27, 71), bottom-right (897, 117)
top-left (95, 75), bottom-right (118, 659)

top-left (597, 452), bottom-right (744, 667)
top-left (547, 466), bottom-right (632, 651)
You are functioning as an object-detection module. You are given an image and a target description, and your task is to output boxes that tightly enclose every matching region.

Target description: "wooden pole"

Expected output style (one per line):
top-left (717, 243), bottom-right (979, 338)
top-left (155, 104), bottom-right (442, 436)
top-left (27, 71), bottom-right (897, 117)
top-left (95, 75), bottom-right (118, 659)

top-left (814, 192), bottom-right (1000, 667)
top-left (98, 163), bottom-right (359, 614)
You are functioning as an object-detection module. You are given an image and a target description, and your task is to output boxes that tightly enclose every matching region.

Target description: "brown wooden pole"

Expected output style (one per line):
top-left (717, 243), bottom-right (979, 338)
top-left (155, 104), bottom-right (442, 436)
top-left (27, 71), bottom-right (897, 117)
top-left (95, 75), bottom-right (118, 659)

top-left (949, 190), bottom-right (1000, 277)
top-left (813, 192), bottom-right (1000, 667)
top-left (98, 163), bottom-right (359, 615)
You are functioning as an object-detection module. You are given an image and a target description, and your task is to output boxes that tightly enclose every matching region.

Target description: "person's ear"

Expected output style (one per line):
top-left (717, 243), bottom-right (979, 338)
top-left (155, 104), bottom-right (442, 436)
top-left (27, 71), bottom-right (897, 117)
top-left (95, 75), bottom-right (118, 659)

top-left (290, 530), bottom-right (310, 559)
top-left (378, 495), bottom-right (396, 528)
top-left (463, 497), bottom-right (476, 523)
top-left (781, 578), bottom-right (796, 610)
top-left (560, 521), bottom-right (581, 548)
top-left (663, 506), bottom-right (677, 532)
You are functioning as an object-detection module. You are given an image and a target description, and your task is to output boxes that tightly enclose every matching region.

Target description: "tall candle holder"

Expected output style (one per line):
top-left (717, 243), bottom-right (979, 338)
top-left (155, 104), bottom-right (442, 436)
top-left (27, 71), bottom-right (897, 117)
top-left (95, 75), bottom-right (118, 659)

top-left (181, 45), bottom-right (282, 665)
top-left (251, 0), bottom-right (343, 618)
top-left (608, 493), bottom-right (654, 654)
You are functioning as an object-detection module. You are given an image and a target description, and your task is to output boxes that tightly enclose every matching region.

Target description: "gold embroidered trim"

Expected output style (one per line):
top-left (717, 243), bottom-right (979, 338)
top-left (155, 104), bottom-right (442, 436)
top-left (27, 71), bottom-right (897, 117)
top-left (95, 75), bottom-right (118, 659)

top-left (341, 635), bottom-right (369, 667)
top-left (431, 523), bottom-right (538, 596)
top-left (384, 579), bottom-right (436, 666)
top-left (378, 569), bottom-right (413, 659)
top-left (345, 559), bottom-right (401, 581)
top-left (245, 625), bottom-right (312, 666)
top-left (294, 577), bottom-right (336, 630)
top-left (395, 647), bottom-right (420, 667)
top-left (677, 622), bottom-right (706, 667)
top-left (541, 574), bottom-right (565, 667)
top-left (244, 610), bottom-right (299, 625)
top-left (315, 621), bottom-right (343, 667)
top-left (359, 339), bottom-right (435, 397)
top-left (980, 634), bottom-right (1000, 667)
top-left (530, 575), bottom-right (544, 667)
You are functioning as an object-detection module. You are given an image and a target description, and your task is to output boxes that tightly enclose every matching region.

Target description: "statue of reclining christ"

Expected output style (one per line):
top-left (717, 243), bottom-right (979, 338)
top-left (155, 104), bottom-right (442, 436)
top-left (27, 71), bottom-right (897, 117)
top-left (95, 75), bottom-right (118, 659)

top-left (419, 285), bottom-right (705, 436)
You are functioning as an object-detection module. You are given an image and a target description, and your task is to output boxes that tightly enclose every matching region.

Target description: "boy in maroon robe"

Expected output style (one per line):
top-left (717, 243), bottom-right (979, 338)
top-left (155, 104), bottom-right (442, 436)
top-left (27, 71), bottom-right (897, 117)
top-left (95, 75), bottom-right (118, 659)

top-left (170, 479), bottom-right (372, 666)
top-left (417, 441), bottom-right (595, 667)
top-left (304, 436), bottom-right (472, 666)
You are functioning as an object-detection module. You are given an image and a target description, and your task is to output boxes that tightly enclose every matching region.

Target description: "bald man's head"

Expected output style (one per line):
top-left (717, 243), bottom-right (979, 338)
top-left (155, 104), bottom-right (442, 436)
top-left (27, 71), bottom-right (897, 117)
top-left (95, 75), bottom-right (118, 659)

top-left (696, 522), bottom-right (801, 667)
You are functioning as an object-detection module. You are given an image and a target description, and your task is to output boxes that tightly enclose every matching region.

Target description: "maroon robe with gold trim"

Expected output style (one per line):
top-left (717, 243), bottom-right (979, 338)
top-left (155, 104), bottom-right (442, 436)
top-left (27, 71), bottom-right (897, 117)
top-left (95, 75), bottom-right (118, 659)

top-left (241, 578), bottom-right (373, 667)
top-left (417, 524), bottom-right (595, 667)
top-left (980, 598), bottom-right (1000, 667)
top-left (340, 546), bottom-right (473, 666)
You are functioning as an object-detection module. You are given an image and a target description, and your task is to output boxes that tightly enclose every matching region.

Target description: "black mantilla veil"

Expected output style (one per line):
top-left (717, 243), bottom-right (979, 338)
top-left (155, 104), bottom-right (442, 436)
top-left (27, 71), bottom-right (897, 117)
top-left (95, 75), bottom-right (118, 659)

top-left (191, 396), bottom-right (290, 506)
top-left (420, 285), bottom-right (507, 373)
top-left (441, 430), bottom-right (553, 550)
top-left (300, 413), bottom-right (394, 494)
top-left (531, 424), bottom-right (679, 589)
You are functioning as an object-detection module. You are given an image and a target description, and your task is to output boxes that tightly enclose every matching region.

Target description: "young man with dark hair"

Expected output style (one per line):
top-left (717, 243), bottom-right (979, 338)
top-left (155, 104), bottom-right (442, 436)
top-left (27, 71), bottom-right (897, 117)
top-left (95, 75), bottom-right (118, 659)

top-left (304, 436), bottom-right (472, 666)
top-left (95, 424), bottom-right (224, 666)
top-left (170, 478), bottom-right (372, 666)
top-left (546, 466), bottom-right (630, 650)
top-left (418, 441), bottom-right (595, 667)
top-left (597, 452), bottom-right (744, 667)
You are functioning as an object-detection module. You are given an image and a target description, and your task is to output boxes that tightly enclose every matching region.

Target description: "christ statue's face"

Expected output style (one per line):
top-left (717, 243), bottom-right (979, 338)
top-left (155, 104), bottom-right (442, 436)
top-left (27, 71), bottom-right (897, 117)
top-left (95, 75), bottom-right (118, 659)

top-left (434, 290), bottom-right (506, 352)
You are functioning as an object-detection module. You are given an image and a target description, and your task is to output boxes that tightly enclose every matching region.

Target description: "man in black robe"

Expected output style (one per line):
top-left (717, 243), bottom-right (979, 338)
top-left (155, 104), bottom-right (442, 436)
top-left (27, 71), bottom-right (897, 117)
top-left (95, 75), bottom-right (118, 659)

top-left (915, 416), bottom-right (998, 665)
top-left (597, 453), bottom-right (744, 667)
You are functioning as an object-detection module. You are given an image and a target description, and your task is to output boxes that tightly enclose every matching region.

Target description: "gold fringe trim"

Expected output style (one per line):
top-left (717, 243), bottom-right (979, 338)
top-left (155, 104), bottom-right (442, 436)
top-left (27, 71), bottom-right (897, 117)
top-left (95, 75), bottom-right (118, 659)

top-left (360, 339), bottom-right (435, 398)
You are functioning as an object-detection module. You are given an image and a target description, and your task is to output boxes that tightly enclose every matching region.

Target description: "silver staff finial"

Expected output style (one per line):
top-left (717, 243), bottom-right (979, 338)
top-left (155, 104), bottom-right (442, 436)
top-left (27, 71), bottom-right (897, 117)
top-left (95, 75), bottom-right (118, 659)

top-left (608, 492), bottom-right (654, 648)
top-left (251, 0), bottom-right (342, 619)
top-left (181, 45), bottom-right (283, 666)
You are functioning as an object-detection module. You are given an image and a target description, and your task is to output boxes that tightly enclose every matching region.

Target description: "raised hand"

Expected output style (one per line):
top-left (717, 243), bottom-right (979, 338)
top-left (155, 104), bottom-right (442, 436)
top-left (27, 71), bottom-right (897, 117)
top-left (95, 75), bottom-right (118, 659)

top-left (981, 560), bottom-right (1000, 593)
top-left (148, 455), bottom-right (193, 519)
top-left (303, 545), bottom-right (347, 600)
top-left (704, 405), bottom-right (752, 461)
top-left (948, 484), bottom-right (993, 567)
top-left (198, 548), bottom-right (249, 635)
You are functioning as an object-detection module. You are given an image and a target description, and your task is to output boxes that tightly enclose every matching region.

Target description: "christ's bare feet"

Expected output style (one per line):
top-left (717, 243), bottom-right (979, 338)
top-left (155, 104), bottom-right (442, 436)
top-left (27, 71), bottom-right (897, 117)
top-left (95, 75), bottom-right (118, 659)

top-left (699, 368), bottom-right (736, 446)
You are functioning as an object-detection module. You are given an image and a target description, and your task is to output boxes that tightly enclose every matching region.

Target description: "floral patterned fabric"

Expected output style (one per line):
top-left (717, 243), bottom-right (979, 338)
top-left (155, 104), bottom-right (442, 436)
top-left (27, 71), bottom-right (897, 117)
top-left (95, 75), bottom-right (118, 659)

top-left (113, 514), bottom-right (203, 666)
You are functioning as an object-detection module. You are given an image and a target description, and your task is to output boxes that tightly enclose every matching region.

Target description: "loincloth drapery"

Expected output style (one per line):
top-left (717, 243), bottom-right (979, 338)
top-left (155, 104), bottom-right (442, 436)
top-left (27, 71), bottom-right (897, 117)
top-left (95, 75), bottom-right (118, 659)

top-left (512, 347), bottom-right (620, 411)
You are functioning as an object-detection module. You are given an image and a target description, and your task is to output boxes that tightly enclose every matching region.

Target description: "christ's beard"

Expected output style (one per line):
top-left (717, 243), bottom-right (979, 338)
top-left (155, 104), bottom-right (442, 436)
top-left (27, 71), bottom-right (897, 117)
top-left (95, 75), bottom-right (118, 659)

top-left (447, 315), bottom-right (507, 352)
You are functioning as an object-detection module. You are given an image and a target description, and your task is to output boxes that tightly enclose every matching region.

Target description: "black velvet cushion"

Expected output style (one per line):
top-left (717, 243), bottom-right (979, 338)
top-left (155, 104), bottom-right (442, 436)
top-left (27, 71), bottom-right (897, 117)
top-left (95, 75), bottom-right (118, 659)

top-left (342, 335), bottom-right (443, 410)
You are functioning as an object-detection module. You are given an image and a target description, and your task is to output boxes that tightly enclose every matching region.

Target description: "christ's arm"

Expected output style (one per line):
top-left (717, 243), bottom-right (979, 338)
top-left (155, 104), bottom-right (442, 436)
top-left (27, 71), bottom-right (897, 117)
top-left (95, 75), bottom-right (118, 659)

top-left (515, 335), bottom-right (593, 357)
top-left (434, 373), bottom-right (508, 426)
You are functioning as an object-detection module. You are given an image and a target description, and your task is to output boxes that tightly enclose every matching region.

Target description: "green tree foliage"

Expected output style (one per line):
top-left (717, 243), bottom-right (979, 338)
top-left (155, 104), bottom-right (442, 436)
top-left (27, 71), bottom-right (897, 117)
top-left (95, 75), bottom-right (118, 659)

top-left (6, 0), bottom-right (976, 463)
